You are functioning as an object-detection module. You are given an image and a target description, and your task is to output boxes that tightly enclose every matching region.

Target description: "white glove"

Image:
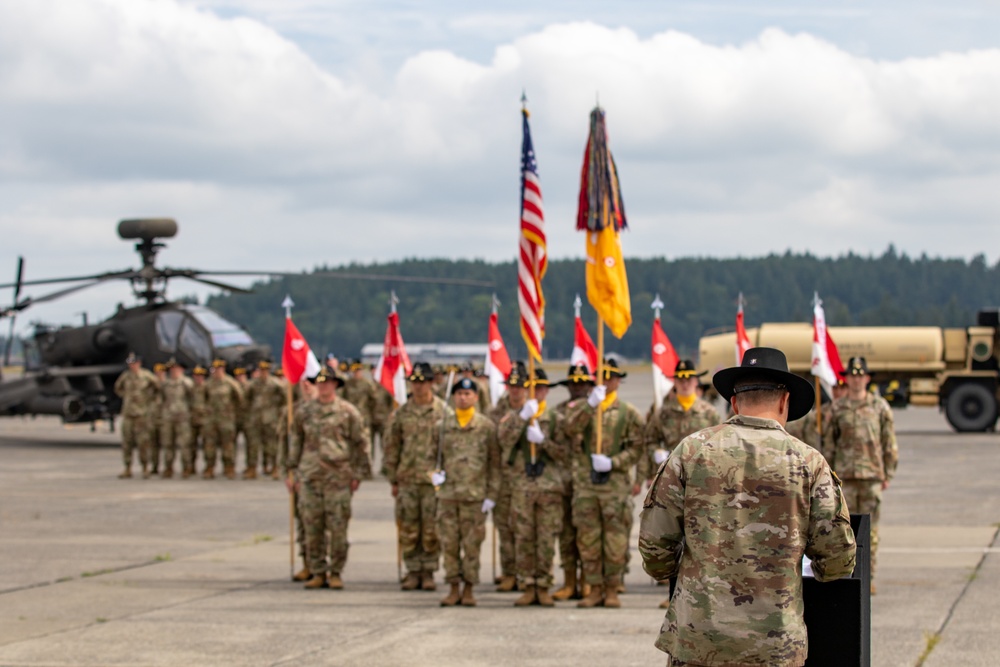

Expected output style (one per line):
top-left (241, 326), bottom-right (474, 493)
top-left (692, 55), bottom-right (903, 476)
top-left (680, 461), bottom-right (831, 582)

top-left (587, 385), bottom-right (607, 408)
top-left (591, 453), bottom-right (613, 473)
top-left (526, 422), bottom-right (545, 444)
top-left (519, 399), bottom-right (539, 421)
top-left (654, 449), bottom-right (670, 465)
top-left (481, 498), bottom-right (496, 514)
top-left (431, 470), bottom-right (446, 487)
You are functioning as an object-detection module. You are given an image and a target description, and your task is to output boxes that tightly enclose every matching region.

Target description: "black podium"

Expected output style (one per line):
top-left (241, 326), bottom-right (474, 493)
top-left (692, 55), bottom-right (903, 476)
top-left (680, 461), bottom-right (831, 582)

top-left (803, 513), bottom-right (871, 667)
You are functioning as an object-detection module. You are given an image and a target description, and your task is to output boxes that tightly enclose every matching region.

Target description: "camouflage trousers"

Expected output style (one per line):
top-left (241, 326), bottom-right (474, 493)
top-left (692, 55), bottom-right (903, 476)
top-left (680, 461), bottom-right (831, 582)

top-left (289, 489), bottom-right (305, 561)
top-left (437, 499), bottom-right (486, 585)
top-left (558, 481), bottom-right (579, 571)
top-left (150, 424), bottom-right (162, 471)
top-left (159, 418), bottom-right (192, 472)
top-left (299, 476), bottom-right (352, 576)
top-left (202, 419), bottom-right (237, 470)
top-left (183, 422), bottom-right (203, 473)
top-left (572, 492), bottom-right (631, 585)
top-left (512, 489), bottom-right (562, 587)
top-left (245, 419), bottom-right (280, 471)
top-left (495, 481), bottom-right (516, 578)
top-left (396, 483), bottom-right (440, 574)
top-left (842, 479), bottom-right (883, 581)
top-left (121, 415), bottom-right (154, 468)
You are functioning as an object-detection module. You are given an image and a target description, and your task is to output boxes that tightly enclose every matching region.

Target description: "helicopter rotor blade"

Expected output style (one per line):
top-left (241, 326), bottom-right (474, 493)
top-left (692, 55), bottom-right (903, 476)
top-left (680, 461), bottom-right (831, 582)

top-left (0, 269), bottom-right (139, 290)
top-left (3, 256), bottom-right (24, 365)
top-left (177, 275), bottom-right (254, 294)
top-left (17, 280), bottom-right (108, 308)
top-left (194, 270), bottom-right (495, 288)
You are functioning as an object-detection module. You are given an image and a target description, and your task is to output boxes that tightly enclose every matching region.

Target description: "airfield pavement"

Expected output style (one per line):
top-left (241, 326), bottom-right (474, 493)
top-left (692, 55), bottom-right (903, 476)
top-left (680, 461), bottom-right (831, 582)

top-left (1, 378), bottom-right (999, 667)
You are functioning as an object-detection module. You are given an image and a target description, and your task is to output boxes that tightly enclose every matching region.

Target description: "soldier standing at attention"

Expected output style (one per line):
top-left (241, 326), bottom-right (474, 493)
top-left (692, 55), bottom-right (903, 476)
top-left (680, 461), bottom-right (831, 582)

top-left (243, 360), bottom-right (287, 480)
top-left (432, 377), bottom-right (500, 607)
top-left (150, 362), bottom-right (167, 475)
top-left (497, 368), bottom-right (562, 607)
top-left (159, 359), bottom-right (194, 479)
top-left (233, 366), bottom-right (250, 470)
top-left (640, 347), bottom-right (856, 667)
top-left (341, 358), bottom-right (382, 475)
top-left (202, 359), bottom-right (244, 479)
top-left (489, 361), bottom-right (530, 592)
top-left (187, 365), bottom-right (208, 478)
top-left (113, 352), bottom-right (161, 479)
top-left (823, 356), bottom-right (898, 595)
top-left (383, 362), bottom-right (448, 591)
top-left (286, 367), bottom-right (371, 590)
top-left (550, 363), bottom-right (594, 601)
top-left (563, 358), bottom-right (645, 608)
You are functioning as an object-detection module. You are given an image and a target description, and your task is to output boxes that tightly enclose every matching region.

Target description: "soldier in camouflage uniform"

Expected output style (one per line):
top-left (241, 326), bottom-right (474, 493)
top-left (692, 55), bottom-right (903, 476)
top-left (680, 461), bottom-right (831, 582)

top-left (202, 359), bottom-right (244, 479)
top-left (159, 359), bottom-right (194, 479)
top-left (823, 356), bottom-right (898, 594)
top-left (640, 347), bottom-right (857, 667)
top-left (113, 353), bottom-right (161, 478)
top-left (488, 361), bottom-right (530, 592)
top-left (243, 360), bottom-right (287, 480)
top-left (432, 377), bottom-right (500, 607)
top-left (187, 365), bottom-right (208, 478)
top-left (341, 358), bottom-right (382, 477)
top-left (563, 358), bottom-right (645, 608)
top-left (497, 368), bottom-right (564, 607)
top-left (383, 362), bottom-right (448, 591)
top-left (150, 362), bottom-right (167, 474)
top-left (233, 367), bottom-right (250, 470)
top-left (286, 367), bottom-right (371, 589)
top-left (550, 363), bottom-right (594, 601)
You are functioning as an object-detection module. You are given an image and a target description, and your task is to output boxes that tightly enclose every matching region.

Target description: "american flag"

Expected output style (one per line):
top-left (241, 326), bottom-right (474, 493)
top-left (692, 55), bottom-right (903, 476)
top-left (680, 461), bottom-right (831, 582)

top-left (518, 104), bottom-right (546, 361)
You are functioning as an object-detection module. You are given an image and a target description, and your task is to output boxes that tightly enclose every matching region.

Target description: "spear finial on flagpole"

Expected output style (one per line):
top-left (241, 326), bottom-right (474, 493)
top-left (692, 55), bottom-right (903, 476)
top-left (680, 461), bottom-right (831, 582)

top-left (389, 290), bottom-right (399, 314)
top-left (737, 291), bottom-right (745, 310)
top-left (573, 294), bottom-right (582, 319)
top-left (812, 291), bottom-right (821, 308)
top-left (651, 294), bottom-right (664, 320)
top-left (521, 89), bottom-right (527, 111)
top-left (491, 293), bottom-right (500, 315)
top-left (282, 294), bottom-right (294, 319)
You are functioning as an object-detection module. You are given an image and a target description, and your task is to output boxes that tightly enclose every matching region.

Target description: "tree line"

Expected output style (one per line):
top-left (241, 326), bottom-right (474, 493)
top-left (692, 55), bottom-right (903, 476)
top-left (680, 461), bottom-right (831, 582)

top-left (206, 247), bottom-right (1000, 363)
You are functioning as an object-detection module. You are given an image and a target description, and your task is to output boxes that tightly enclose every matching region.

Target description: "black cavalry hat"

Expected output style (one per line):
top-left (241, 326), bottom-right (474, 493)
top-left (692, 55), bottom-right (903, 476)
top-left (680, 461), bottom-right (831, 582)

top-left (528, 368), bottom-right (550, 387)
top-left (505, 361), bottom-right (529, 387)
top-left (315, 366), bottom-right (346, 387)
top-left (556, 363), bottom-right (595, 386)
top-left (674, 359), bottom-right (707, 379)
top-left (408, 361), bottom-right (434, 383)
top-left (840, 356), bottom-right (869, 377)
top-left (712, 347), bottom-right (815, 422)
top-left (599, 358), bottom-right (627, 380)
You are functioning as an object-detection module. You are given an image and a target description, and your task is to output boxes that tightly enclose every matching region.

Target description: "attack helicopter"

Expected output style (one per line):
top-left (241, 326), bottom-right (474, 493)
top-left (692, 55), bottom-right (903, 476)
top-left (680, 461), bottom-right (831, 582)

top-left (0, 218), bottom-right (492, 425)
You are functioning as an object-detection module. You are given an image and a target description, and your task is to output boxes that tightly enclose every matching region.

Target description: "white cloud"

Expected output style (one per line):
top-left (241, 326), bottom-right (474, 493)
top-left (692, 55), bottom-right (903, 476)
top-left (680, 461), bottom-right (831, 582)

top-left (2, 0), bottom-right (1000, 330)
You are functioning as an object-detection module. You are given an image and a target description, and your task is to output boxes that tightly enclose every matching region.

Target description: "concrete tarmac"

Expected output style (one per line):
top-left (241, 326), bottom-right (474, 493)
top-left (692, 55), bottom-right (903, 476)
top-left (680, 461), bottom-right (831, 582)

top-left (1, 384), bottom-right (998, 666)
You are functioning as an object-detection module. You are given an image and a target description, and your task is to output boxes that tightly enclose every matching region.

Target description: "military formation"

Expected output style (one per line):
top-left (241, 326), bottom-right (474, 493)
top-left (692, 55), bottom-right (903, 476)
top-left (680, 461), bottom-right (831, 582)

top-left (113, 345), bottom-right (896, 664)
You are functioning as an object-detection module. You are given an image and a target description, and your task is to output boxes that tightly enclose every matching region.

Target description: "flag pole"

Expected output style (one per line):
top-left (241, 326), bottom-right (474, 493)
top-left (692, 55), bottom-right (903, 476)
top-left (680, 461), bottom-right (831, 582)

top-left (281, 295), bottom-right (297, 580)
top-left (595, 315), bottom-right (605, 455)
top-left (812, 292), bottom-right (822, 435)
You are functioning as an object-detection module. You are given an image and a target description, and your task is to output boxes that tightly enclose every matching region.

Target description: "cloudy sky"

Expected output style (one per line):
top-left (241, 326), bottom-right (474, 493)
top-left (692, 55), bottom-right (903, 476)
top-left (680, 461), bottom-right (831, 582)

top-left (2, 0), bottom-right (999, 329)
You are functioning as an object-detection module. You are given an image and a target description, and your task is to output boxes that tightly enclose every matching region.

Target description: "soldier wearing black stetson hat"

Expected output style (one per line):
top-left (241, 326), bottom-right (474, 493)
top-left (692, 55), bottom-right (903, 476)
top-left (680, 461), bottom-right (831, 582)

top-left (639, 347), bottom-right (856, 666)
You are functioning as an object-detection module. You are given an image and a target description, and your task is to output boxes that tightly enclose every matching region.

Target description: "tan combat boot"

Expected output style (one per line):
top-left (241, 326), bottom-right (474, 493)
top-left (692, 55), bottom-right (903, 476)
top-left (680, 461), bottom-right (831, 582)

top-left (292, 567), bottom-right (311, 582)
top-left (270, 469), bottom-right (281, 480)
top-left (242, 467), bottom-right (257, 480)
top-left (460, 581), bottom-right (477, 607)
top-left (328, 573), bottom-right (344, 590)
top-left (659, 597), bottom-right (671, 609)
top-left (496, 575), bottom-right (517, 592)
top-left (223, 465), bottom-right (236, 480)
top-left (162, 467), bottom-right (173, 479)
top-left (182, 467), bottom-right (193, 479)
top-left (141, 464), bottom-right (151, 479)
top-left (202, 468), bottom-right (215, 479)
top-left (400, 572), bottom-right (420, 591)
top-left (303, 574), bottom-right (327, 589)
top-left (440, 582), bottom-right (461, 607)
top-left (514, 584), bottom-right (537, 607)
top-left (576, 584), bottom-right (604, 608)
top-left (603, 577), bottom-right (622, 608)
top-left (536, 587), bottom-right (555, 607)
top-left (118, 467), bottom-right (132, 479)
top-left (420, 571), bottom-right (436, 591)
top-left (551, 567), bottom-right (577, 601)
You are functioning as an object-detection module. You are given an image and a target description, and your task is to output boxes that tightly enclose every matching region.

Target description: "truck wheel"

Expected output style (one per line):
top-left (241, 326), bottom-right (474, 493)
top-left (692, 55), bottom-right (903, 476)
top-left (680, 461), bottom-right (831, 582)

top-left (945, 383), bottom-right (998, 432)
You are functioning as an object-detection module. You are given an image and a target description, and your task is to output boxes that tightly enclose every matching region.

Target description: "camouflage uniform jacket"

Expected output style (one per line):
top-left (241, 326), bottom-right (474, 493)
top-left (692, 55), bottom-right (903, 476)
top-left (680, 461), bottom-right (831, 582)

top-left (432, 410), bottom-right (500, 502)
top-left (383, 396), bottom-right (449, 486)
top-left (563, 396), bottom-right (645, 497)
top-left (190, 382), bottom-right (207, 428)
top-left (639, 414), bottom-right (857, 666)
top-left (113, 368), bottom-right (161, 419)
top-left (640, 397), bottom-right (721, 480)
top-left (496, 405), bottom-right (563, 494)
top-left (246, 375), bottom-right (287, 426)
top-left (786, 407), bottom-right (831, 451)
top-left (341, 376), bottom-right (380, 428)
top-left (287, 398), bottom-right (371, 486)
top-left (488, 393), bottom-right (512, 423)
top-left (550, 398), bottom-right (582, 494)
top-left (204, 374), bottom-right (244, 422)
top-left (822, 394), bottom-right (898, 482)
top-left (160, 376), bottom-right (195, 423)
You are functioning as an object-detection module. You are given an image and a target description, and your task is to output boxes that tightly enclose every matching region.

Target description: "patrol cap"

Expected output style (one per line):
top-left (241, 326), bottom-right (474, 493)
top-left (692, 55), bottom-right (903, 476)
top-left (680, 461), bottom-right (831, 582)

top-left (233, 367), bottom-right (247, 376)
top-left (599, 358), bottom-right (627, 380)
top-left (408, 361), bottom-right (434, 383)
top-left (713, 347), bottom-right (814, 422)
top-left (315, 366), bottom-right (346, 387)
top-left (153, 363), bottom-right (166, 373)
top-left (505, 361), bottom-right (529, 388)
top-left (125, 352), bottom-right (141, 365)
top-left (840, 357), bottom-right (869, 377)
top-left (258, 360), bottom-right (272, 370)
top-left (451, 377), bottom-right (479, 395)
top-left (192, 365), bottom-right (208, 376)
top-left (556, 363), bottom-right (595, 386)
top-left (528, 368), bottom-right (550, 387)
top-left (674, 359), bottom-right (707, 379)
top-left (211, 358), bottom-right (227, 369)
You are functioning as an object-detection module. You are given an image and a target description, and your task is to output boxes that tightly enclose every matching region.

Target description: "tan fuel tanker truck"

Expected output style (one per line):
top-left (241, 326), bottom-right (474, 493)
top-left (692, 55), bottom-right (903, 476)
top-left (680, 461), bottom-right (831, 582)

top-left (698, 309), bottom-right (1000, 433)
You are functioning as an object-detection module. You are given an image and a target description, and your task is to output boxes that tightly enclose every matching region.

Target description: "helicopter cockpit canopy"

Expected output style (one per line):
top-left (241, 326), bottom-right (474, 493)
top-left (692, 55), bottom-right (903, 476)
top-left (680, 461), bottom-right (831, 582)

top-left (181, 306), bottom-right (253, 348)
top-left (154, 305), bottom-right (254, 364)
